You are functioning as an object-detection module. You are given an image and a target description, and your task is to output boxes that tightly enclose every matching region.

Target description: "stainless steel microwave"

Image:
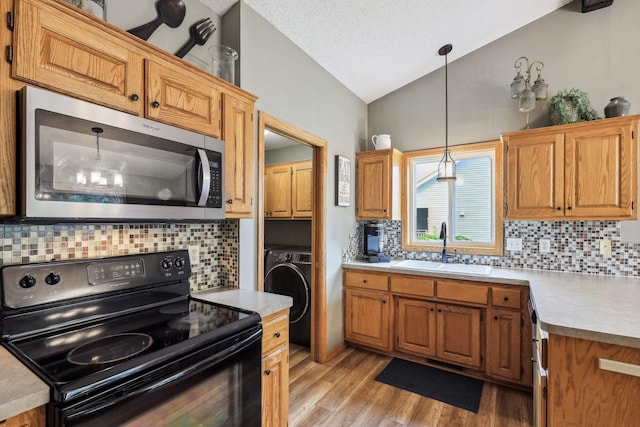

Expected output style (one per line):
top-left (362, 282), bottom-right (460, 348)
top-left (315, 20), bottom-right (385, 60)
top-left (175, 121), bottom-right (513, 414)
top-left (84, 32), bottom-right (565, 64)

top-left (19, 86), bottom-right (225, 220)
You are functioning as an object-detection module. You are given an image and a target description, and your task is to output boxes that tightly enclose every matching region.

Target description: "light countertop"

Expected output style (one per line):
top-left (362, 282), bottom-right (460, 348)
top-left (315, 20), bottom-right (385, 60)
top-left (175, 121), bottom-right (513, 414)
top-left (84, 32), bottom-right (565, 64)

top-left (343, 260), bottom-right (640, 349)
top-left (0, 347), bottom-right (48, 421)
top-left (192, 288), bottom-right (293, 318)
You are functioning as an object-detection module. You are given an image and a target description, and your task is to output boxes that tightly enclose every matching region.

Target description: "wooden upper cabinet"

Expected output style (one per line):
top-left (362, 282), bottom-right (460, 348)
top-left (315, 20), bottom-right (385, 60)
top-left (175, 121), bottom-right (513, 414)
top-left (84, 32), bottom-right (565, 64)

top-left (265, 164), bottom-right (292, 218)
top-left (503, 116), bottom-right (638, 220)
top-left (224, 92), bottom-right (254, 218)
top-left (566, 122), bottom-right (636, 218)
top-left (292, 161), bottom-right (313, 218)
top-left (146, 59), bottom-right (221, 137)
top-left (12, 0), bottom-right (144, 115)
top-left (356, 149), bottom-right (402, 220)
top-left (264, 161), bottom-right (312, 219)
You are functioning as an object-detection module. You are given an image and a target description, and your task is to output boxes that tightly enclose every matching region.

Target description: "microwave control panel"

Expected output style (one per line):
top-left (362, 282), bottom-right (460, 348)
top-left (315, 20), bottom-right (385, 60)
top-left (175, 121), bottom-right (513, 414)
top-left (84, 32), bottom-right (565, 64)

top-left (207, 152), bottom-right (223, 208)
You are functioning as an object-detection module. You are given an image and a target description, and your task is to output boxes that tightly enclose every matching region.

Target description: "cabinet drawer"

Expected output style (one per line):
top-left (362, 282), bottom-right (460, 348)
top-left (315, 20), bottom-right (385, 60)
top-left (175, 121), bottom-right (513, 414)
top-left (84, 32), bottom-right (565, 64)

top-left (492, 287), bottom-right (521, 309)
top-left (344, 271), bottom-right (389, 291)
top-left (390, 275), bottom-right (435, 298)
top-left (437, 280), bottom-right (488, 304)
top-left (262, 312), bottom-right (289, 356)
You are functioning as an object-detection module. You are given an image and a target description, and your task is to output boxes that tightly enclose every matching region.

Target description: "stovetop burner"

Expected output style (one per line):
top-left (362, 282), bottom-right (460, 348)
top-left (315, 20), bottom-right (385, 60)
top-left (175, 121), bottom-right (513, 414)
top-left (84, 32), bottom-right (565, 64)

top-left (67, 333), bottom-right (154, 366)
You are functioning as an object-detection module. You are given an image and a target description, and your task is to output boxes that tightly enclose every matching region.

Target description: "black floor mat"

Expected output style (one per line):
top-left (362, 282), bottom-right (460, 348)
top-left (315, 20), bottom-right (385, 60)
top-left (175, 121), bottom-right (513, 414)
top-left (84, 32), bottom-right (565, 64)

top-left (375, 358), bottom-right (484, 413)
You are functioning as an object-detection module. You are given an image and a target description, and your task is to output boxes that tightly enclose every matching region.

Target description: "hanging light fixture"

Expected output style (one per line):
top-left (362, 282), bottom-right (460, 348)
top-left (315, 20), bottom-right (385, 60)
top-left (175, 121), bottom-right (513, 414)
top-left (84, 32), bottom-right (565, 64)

top-left (436, 44), bottom-right (456, 182)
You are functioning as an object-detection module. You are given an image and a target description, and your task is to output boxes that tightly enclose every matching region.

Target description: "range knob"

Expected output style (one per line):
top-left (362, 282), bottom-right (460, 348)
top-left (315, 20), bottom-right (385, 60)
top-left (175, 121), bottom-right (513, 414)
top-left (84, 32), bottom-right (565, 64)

top-left (19, 275), bottom-right (36, 289)
top-left (45, 272), bottom-right (61, 285)
top-left (174, 257), bottom-right (185, 268)
top-left (161, 259), bottom-right (173, 270)
top-left (284, 253), bottom-right (293, 262)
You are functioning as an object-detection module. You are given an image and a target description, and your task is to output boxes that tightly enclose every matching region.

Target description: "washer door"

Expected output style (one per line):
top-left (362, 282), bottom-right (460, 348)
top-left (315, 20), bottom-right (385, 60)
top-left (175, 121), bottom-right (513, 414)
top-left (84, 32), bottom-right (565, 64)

top-left (264, 263), bottom-right (310, 323)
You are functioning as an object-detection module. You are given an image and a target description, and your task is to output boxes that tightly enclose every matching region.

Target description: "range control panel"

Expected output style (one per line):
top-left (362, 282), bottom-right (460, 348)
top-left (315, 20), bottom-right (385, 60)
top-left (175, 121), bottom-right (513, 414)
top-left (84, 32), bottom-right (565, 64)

top-left (1, 251), bottom-right (190, 309)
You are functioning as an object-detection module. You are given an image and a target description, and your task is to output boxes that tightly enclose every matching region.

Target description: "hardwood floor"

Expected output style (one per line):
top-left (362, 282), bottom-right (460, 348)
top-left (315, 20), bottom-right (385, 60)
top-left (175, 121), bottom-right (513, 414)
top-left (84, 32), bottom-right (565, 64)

top-left (288, 343), bottom-right (533, 427)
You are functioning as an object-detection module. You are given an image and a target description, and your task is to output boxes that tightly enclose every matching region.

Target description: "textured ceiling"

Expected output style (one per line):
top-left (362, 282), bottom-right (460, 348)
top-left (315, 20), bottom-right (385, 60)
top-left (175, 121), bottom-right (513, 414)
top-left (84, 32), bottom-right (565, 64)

top-left (201, 0), bottom-right (574, 103)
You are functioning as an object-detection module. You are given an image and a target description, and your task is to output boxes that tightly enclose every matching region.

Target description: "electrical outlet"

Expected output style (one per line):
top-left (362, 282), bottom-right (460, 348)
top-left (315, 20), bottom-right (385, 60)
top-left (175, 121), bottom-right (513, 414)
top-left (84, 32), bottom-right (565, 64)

top-left (188, 246), bottom-right (200, 265)
top-left (539, 239), bottom-right (551, 253)
top-left (506, 238), bottom-right (522, 251)
top-left (600, 240), bottom-right (612, 256)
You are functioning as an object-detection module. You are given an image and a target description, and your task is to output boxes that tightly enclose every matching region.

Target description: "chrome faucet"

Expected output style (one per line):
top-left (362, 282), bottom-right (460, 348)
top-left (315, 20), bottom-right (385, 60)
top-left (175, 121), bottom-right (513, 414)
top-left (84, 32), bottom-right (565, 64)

top-left (440, 221), bottom-right (454, 263)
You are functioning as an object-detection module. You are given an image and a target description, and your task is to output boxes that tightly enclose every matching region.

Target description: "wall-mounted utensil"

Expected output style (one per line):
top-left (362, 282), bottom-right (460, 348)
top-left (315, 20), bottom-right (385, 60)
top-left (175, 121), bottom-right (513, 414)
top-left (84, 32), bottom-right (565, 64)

top-left (127, 0), bottom-right (186, 41)
top-left (175, 17), bottom-right (216, 58)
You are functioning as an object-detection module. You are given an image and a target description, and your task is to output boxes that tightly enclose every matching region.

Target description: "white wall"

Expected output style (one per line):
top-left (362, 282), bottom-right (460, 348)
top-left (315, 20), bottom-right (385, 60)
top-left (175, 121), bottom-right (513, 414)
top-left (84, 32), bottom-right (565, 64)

top-left (228, 2), bottom-right (367, 351)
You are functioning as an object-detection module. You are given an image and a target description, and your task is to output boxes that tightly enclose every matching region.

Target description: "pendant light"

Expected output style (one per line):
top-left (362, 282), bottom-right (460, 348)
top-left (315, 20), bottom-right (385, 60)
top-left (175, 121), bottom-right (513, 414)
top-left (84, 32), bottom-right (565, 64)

top-left (436, 44), bottom-right (456, 182)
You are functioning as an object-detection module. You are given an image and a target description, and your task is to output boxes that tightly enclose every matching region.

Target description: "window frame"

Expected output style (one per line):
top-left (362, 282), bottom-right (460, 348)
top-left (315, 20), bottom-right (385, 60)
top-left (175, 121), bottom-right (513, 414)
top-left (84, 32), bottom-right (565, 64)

top-left (401, 140), bottom-right (504, 256)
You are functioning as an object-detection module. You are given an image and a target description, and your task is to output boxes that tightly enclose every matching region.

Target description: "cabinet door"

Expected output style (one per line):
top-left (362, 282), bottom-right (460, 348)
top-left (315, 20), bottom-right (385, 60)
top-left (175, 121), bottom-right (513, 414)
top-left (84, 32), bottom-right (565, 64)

top-left (146, 60), bottom-right (221, 137)
top-left (265, 164), bottom-right (292, 218)
top-left (436, 304), bottom-right (481, 368)
top-left (5, 405), bottom-right (45, 427)
top-left (505, 132), bottom-right (565, 219)
top-left (356, 152), bottom-right (390, 219)
top-left (262, 346), bottom-right (289, 427)
top-left (486, 308), bottom-right (522, 381)
top-left (223, 93), bottom-right (254, 217)
top-left (565, 122), bottom-right (637, 218)
top-left (292, 161), bottom-right (313, 218)
top-left (396, 298), bottom-right (436, 357)
top-left (13, 0), bottom-right (144, 115)
top-left (344, 288), bottom-right (391, 351)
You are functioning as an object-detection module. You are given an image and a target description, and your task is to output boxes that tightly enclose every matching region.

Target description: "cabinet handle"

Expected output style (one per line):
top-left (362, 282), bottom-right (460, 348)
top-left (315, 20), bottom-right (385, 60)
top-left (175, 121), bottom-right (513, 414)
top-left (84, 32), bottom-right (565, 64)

top-left (130, 93), bottom-right (139, 101)
top-left (152, 101), bottom-right (160, 108)
top-left (556, 207), bottom-right (562, 211)
top-left (265, 369), bottom-right (272, 376)
top-left (598, 358), bottom-right (640, 378)
top-left (274, 332), bottom-right (281, 338)
top-left (226, 199), bottom-right (233, 204)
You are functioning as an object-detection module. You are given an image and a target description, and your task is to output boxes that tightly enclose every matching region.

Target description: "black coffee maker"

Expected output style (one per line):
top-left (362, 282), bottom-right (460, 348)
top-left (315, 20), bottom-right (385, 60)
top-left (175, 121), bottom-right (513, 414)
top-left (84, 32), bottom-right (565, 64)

top-left (363, 223), bottom-right (390, 263)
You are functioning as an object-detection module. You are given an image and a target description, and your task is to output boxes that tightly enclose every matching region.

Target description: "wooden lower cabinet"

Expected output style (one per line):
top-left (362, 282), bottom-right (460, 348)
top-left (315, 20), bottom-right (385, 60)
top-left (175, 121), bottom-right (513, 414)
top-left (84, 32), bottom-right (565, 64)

top-left (1, 406), bottom-right (45, 427)
top-left (344, 287), bottom-right (391, 351)
top-left (487, 308), bottom-right (522, 381)
top-left (436, 304), bottom-right (482, 369)
top-left (261, 310), bottom-right (290, 427)
top-left (344, 269), bottom-right (532, 389)
top-left (547, 334), bottom-right (640, 426)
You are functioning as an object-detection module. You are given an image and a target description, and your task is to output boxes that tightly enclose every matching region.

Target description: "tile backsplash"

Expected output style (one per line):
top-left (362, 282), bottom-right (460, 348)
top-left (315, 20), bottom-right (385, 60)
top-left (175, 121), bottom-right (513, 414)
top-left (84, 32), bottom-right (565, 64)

top-left (345, 220), bottom-right (640, 277)
top-left (0, 222), bottom-right (239, 291)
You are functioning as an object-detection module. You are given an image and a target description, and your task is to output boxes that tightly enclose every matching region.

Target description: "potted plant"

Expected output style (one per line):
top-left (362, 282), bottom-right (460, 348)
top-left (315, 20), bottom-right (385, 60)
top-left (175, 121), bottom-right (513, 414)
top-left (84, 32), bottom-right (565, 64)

top-left (546, 88), bottom-right (600, 125)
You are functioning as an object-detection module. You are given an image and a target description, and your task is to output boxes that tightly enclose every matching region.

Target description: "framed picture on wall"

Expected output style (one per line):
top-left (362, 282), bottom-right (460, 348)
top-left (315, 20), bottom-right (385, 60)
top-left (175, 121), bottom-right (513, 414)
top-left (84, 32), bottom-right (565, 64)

top-left (335, 155), bottom-right (351, 207)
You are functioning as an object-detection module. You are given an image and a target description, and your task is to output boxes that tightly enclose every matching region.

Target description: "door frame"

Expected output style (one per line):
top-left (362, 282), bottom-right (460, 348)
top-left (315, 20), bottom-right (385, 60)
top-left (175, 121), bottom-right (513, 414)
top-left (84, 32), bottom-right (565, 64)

top-left (257, 111), bottom-right (327, 363)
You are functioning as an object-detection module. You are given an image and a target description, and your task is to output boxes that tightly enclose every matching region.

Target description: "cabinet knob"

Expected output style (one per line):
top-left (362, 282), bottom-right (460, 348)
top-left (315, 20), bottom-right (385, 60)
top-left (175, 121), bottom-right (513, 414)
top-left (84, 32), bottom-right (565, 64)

top-left (382, 300), bottom-right (386, 304)
top-left (494, 316), bottom-right (498, 320)
top-left (430, 308), bottom-right (434, 312)
top-left (274, 332), bottom-right (281, 338)
top-left (503, 297), bottom-right (509, 301)
top-left (437, 309), bottom-right (442, 313)
top-left (265, 369), bottom-right (271, 375)
top-left (226, 199), bottom-right (233, 204)
top-left (130, 93), bottom-right (139, 101)
top-left (363, 279), bottom-right (367, 283)
top-left (567, 206), bottom-right (573, 211)
top-left (556, 207), bottom-right (562, 211)
top-left (152, 101), bottom-right (160, 108)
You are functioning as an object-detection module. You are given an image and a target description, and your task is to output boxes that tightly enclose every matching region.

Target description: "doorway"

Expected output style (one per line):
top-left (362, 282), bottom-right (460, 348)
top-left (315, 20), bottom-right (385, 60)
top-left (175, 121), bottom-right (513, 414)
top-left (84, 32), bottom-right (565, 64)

top-left (257, 112), bottom-right (327, 363)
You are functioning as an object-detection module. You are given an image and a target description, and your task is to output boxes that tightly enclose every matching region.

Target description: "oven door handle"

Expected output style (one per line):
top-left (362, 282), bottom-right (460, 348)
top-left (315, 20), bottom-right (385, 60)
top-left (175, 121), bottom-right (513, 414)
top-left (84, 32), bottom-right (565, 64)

top-left (65, 328), bottom-right (261, 422)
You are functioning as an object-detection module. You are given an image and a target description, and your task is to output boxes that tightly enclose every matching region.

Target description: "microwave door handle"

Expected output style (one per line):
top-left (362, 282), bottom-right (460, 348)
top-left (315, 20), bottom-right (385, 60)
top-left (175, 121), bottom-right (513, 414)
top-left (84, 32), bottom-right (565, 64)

top-left (197, 149), bottom-right (211, 207)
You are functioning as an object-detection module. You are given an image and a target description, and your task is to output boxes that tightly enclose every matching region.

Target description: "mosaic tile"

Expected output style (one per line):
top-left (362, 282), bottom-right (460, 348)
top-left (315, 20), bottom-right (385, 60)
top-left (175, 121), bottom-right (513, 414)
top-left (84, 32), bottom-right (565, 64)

top-left (345, 220), bottom-right (640, 277)
top-left (0, 221), bottom-right (239, 291)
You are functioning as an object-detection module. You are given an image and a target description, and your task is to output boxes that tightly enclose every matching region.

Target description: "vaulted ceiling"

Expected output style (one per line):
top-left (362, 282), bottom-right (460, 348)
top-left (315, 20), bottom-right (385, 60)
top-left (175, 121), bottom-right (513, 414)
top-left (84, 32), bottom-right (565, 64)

top-left (200, 0), bottom-right (574, 103)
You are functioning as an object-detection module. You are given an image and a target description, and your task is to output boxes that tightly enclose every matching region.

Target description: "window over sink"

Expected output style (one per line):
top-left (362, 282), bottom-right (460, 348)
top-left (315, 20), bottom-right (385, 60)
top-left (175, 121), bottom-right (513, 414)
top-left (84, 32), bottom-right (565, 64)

top-left (402, 140), bottom-right (504, 256)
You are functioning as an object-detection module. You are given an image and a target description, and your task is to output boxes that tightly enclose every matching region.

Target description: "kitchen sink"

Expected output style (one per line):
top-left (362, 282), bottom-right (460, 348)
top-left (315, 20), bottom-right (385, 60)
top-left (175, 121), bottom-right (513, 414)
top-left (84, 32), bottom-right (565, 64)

top-left (391, 259), bottom-right (492, 276)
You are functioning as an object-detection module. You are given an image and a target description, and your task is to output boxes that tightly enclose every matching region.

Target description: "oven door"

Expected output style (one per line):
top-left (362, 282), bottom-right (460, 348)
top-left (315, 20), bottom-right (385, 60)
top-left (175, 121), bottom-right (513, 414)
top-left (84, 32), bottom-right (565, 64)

top-left (56, 326), bottom-right (262, 427)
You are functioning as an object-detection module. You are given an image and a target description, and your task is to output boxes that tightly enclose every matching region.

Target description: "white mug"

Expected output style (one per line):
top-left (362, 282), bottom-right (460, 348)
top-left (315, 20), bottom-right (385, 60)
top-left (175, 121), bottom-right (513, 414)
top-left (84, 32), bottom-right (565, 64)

top-left (371, 134), bottom-right (391, 150)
